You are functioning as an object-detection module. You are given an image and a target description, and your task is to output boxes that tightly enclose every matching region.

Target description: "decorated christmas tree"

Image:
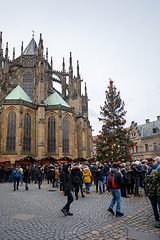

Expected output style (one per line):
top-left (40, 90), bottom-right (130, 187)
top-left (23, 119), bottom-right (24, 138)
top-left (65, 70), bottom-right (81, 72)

top-left (95, 79), bottom-right (136, 163)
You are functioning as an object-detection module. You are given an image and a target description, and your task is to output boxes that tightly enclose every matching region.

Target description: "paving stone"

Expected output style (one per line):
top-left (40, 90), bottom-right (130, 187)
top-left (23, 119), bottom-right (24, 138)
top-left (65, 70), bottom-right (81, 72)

top-left (0, 182), bottom-right (160, 240)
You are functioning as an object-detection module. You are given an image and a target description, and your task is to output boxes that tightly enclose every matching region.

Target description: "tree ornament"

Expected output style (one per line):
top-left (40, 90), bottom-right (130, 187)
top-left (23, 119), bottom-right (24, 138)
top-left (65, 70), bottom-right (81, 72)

top-left (106, 154), bottom-right (108, 156)
top-left (109, 94), bottom-right (111, 97)
top-left (111, 119), bottom-right (113, 123)
top-left (109, 112), bottom-right (111, 114)
top-left (109, 80), bottom-right (113, 84)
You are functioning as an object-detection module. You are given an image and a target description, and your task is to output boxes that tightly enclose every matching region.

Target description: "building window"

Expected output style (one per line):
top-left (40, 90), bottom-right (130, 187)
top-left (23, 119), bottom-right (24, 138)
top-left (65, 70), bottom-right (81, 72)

top-left (6, 110), bottom-right (16, 152)
top-left (136, 145), bottom-right (138, 153)
top-left (153, 128), bottom-right (157, 133)
top-left (23, 69), bottom-right (33, 100)
top-left (153, 143), bottom-right (157, 151)
top-left (23, 113), bottom-right (31, 153)
top-left (145, 144), bottom-right (149, 152)
top-left (47, 116), bottom-right (56, 153)
top-left (132, 147), bottom-right (134, 153)
top-left (63, 117), bottom-right (69, 154)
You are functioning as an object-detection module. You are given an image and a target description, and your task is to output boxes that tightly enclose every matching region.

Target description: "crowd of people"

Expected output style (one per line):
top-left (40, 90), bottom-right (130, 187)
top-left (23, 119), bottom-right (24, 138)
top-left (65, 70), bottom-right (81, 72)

top-left (0, 156), bottom-right (160, 227)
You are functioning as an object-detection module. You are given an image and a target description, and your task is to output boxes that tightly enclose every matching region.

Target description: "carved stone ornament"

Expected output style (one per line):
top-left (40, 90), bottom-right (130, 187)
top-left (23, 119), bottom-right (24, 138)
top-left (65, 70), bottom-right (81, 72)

top-left (19, 105), bottom-right (23, 114)
top-left (0, 107), bottom-right (3, 115)
top-left (39, 118), bottom-right (45, 124)
top-left (58, 110), bottom-right (62, 118)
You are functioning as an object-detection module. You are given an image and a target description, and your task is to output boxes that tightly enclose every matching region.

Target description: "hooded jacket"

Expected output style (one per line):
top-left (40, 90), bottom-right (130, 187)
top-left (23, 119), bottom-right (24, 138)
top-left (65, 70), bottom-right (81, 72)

top-left (83, 168), bottom-right (92, 183)
top-left (62, 164), bottom-right (73, 192)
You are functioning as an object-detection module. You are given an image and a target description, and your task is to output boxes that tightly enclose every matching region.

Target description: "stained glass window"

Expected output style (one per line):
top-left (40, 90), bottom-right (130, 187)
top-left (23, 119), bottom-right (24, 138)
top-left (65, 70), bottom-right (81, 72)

top-left (48, 116), bottom-right (56, 153)
top-left (63, 117), bottom-right (69, 153)
top-left (23, 113), bottom-right (31, 153)
top-left (6, 110), bottom-right (16, 152)
top-left (23, 69), bottom-right (33, 100)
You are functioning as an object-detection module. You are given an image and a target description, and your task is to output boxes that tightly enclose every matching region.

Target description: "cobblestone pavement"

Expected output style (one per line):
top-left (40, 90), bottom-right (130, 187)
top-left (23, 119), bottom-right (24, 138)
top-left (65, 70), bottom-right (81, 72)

top-left (0, 182), bottom-right (160, 240)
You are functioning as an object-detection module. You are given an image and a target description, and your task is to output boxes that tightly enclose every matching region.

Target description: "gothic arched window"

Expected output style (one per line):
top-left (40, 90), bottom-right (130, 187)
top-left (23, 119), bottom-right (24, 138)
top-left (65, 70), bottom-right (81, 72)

top-left (23, 69), bottom-right (33, 100)
top-left (6, 110), bottom-right (16, 152)
top-left (23, 113), bottom-right (31, 153)
top-left (62, 117), bottom-right (69, 154)
top-left (48, 116), bottom-right (56, 153)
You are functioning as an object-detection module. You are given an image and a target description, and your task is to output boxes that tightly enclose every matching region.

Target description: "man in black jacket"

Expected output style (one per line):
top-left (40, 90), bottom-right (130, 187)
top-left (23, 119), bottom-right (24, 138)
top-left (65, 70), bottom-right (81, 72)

top-left (61, 164), bottom-right (74, 216)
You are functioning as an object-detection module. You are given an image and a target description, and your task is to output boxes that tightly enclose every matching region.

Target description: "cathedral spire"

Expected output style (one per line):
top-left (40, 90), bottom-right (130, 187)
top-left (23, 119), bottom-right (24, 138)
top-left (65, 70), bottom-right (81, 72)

top-left (85, 82), bottom-right (87, 97)
top-left (46, 48), bottom-right (48, 61)
top-left (38, 33), bottom-right (43, 58)
top-left (21, 41), bottom-right (23, 55)
top-left (77, 60), bottom-right (80, 78)
top-left (62, 57), bottom-right (65, 72)
top-left (0, 32), bottom-right (2, 47)
top-left (5, 42), bottom-right (8, 59)
top-left (69, 52), bottom-right (72, 68)
top-left (13, 47), bottom-right (15, 60)
top-left (51, 56), bottom-right (53, 68)
top-left (69, 52), bottom-right (73, 78)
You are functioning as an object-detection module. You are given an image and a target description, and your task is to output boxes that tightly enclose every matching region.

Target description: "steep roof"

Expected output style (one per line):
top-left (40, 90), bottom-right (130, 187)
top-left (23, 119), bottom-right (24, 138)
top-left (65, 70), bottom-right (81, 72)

top-left (5, 85), bottom-right (32, 103)
top-left (137, 120), bottom-right (160, 138)
top-left (45, 91), bottom-right (70, 108)
top-left (23, 37), bottom-right (38, 55)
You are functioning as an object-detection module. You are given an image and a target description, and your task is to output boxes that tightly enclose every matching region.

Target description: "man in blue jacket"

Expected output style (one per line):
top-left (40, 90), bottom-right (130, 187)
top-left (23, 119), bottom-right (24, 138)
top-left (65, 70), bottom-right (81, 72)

top-left (12, 166), bottom-right (21, 191)
top-left (107, 162), bottom-right (124, 217)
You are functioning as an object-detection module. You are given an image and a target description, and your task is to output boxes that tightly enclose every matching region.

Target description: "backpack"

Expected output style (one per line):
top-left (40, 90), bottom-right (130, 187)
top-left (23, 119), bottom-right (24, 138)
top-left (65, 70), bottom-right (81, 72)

top-left (144, 175), bottom-right (158, 197)
top-left (106, 171), bottom-right (118, 189)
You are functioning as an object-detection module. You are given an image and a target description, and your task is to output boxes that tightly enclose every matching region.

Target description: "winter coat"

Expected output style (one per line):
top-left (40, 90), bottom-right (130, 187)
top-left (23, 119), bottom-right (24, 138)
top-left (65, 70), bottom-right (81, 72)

top-left (155, 169), bottom-right (160, 197)
top-left (47, 168), bottom-right (52, 179)
top-left (95, 166), bottom-right (105, 181)
top-left (61, 164), bottom-right (73, 192)
top-left (126, 168), bottom-right (133, 185)
top-left (106, 167), bottom-right (123, 189)
top-left (24, 168), bottom-right (30, 183)
top-left (132, 165), bottom-right (145, 178)
top-left (71, 167), bottom-right (83, 185)
top-left (144, 174), bottom-right (158, 197)
top-left (12, 169), bottom-right (21, 179)
top-left (120, 167), bottom-right (128, 184)
top-left (55, 168), bottom-right (59, 179)
top-left (83, 169), bottom-right (92, 183)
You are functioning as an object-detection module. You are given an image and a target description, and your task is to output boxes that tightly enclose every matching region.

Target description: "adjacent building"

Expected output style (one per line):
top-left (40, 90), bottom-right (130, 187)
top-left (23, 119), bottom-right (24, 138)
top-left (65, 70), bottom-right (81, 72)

top-left (130, 116), bottom-right (160, 160)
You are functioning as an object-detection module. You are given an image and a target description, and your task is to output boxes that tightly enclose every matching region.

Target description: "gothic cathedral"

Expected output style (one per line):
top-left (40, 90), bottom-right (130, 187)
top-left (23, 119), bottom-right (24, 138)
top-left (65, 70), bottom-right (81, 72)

top-left (0, 32), bottom-right (93, 159)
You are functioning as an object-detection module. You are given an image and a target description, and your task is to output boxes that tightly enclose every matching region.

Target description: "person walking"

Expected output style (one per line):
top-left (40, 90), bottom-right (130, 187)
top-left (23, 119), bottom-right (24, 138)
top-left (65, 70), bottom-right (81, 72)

top-left (12, 166), bottom-right (21, 191)
top-left (23, 166), bottom-right (30, 191)
top-left (83, 166), bottom-right (92, 194)
top-left (19, 166), bottom-right (23, 186)
top-left (144, 169), bottom-right (159, 222)
top-left (61, 163), bottom-right (74, 216)
top-left (107, 162), bottom-right (124, 217)
top-left (71, 163), bottom-right (82, 200)
top-left (37, 166), bottom-right (42, 189)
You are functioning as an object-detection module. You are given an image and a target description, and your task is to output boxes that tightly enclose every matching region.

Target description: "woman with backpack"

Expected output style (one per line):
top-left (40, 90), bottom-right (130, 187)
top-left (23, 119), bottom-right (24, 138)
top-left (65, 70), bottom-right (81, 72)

top-left (144, 169), bottom-right (159, 221)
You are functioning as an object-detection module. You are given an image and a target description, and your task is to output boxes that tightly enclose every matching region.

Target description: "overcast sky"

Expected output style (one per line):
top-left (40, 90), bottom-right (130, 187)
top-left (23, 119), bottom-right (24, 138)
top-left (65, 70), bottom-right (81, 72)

top-left (1, 0), bottom-right (160, 135)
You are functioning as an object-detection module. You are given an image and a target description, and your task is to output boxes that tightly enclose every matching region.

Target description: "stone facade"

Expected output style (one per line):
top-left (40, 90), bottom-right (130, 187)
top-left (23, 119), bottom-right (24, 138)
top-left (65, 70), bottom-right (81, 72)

top-left (130, 116), bottom-right (160, 160)
top-left (0, 32), bottom-right (93, 159)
